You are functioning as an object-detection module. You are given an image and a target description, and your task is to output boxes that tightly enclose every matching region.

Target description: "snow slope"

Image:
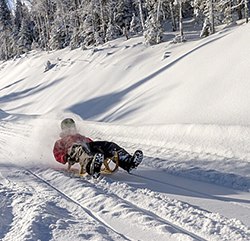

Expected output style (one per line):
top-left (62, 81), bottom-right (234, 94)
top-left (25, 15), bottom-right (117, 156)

top-left (0, 20), bottom-right (250, 240)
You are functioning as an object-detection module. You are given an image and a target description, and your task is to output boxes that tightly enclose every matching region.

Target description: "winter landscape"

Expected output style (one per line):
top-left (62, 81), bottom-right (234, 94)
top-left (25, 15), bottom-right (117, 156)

top-left (1, 12), bottom-right (250, 241)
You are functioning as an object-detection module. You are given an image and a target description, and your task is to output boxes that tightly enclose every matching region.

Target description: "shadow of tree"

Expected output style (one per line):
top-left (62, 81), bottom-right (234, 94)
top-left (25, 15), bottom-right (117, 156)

top-left (0, 78), bottom-right (25, 92)
top-left (0, 77), bottom-right (66, 104)
top-left (69, 35), bottom-right (225, 121)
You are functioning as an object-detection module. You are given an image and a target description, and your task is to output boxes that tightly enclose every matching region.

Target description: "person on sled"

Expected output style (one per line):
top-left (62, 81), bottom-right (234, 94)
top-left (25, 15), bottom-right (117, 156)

top-left (53, 118), bottom-right (143, 179)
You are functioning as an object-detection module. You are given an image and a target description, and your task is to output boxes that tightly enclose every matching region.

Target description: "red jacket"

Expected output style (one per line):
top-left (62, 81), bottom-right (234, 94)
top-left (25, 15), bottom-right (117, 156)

top-left (53, 130), bottom-right (93, 164)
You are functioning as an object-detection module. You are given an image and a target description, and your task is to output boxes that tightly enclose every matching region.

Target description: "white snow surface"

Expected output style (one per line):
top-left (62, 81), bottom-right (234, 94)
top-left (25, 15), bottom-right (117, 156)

top-left (0, 20), bottom-right (250, 240)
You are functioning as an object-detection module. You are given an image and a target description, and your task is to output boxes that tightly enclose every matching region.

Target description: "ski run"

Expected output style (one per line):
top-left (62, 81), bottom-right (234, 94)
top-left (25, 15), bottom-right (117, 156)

top-left (1, 19), bottom-right (250, 240)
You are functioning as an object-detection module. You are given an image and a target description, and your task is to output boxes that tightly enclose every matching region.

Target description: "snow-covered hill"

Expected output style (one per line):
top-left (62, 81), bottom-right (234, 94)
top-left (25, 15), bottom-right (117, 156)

top-left (0, 20), bottom-right (250, 240)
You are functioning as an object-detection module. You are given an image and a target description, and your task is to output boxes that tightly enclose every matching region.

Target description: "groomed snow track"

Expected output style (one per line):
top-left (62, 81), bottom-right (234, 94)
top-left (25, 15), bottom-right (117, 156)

top-left (0, 119), bottom-right (250, 241)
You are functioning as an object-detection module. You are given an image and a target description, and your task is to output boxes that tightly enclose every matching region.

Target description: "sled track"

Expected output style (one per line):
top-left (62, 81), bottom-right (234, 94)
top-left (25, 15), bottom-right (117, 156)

top-left (1, 162), bottom-right (250, 240)
top-left (0, 163), bottom-right (131, 240)
top-left (25, 169), bottom-right (131, 241)
top-left (28, 167), bottom-right (206, 241)
top-left (0, 121), bottom-right (249, 240)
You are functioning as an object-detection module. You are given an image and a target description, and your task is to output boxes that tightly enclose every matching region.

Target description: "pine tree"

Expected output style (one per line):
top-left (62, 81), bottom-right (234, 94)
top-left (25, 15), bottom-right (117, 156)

top-left (179, 0), bottom-right (184, 41)
top-left (49, 0), bottom-right (72, 49)
top-left (217, 0), bottom-right (234, 25)
top-left (16, 18), bottom-right (33, 54)
top-left (12, 1), bottom-right (33, 56)
top-left (137, 0), bottom-right (145, 31)
top-left (104, 0), bottom-right (132, 41)
top-left (0, 0), bottom-right (13, 60)
top-left (82, 14), bottom-right (95, 46)
top-left (105, 21), bottom-right (115, 41)
top-left (245, 0), bottom-right (248, 23)
top-left (14, 0), bottom-right (23, 32)
top-left (169, 1), bottom-right (177, 31)
top-left (144, 0), bottom-right (164, 45)
top-left (130, 13), bottom-right (142, 34)
top-left (30, 0), bottom-right (56, 50)
top-left (193, 0), bottom-right (215, 37)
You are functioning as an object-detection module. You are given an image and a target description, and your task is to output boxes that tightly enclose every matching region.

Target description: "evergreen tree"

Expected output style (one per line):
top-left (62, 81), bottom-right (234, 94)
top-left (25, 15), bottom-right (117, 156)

top-left (169, 1), bottom-right (177, 31)
top-left (82, 14), bottom-right (95, 46)
top-left (105, 0), bottom-right (130, 41)
top-left (130, 13), bottom-right (142, 34)
top-left (30, 0), bottom-right (56, 50)
top-left (0, 0), bottom-right (13, 60)
top-left (49, 0), bottom-right (72, 49)
top-left (192, 0), bottom-right (204, 24)
top-left (193, 0), bottom-right (215, 37)
top-left (144, 0), bottom-right (164, 45)
top-left (13, 1), bottom-right (33, 56)
top-left (0, 0), bottom-right (245, 55)
top-left (217, 0), bottom-right (234, 25)
top-left (245, 0), bottom-right (248, 23)
top-left (16, 18), bottom-right (33, 54)
top-left (137, 0), bottom-right (145, 31)
top-left (14, 0), bottom-right (23, 32)
top-left (105, 21), bottom-right (116, 41)
top-left (179, 0), bottom-right (184, 41)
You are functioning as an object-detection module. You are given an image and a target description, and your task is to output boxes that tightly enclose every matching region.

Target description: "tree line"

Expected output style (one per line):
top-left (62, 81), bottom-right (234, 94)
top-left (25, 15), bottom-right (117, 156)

top-left (0, 0), bottom-right (248, 61)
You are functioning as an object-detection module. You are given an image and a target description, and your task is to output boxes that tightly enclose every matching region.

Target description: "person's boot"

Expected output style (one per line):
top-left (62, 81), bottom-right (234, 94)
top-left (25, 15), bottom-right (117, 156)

top-left (86, 153), bottom-right (104, 179)
top-left (119, 150), bottom-right (143, 173)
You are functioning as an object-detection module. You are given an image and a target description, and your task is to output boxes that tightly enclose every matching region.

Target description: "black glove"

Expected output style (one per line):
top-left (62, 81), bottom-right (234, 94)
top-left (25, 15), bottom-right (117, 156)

top-left (65, 154), bottom-right (76, 165)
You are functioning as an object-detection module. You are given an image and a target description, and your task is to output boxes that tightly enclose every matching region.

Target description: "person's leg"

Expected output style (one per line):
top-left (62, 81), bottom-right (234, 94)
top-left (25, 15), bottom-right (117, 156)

top-left (88, 141), bottom-right (130, 159)
top-left (88, 141), bottom-right (142, 172)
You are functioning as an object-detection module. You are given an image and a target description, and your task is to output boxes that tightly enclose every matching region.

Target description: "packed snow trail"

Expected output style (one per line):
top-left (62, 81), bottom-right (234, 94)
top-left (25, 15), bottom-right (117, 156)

top-left (0, 117), bottom-right (250, 240)
top-left (0, 161), bottom-right (203, 241)
top-left (0, 163), bottom-right (129, 241)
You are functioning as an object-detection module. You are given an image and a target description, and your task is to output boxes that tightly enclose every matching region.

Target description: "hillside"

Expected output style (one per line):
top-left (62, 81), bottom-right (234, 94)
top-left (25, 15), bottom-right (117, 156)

top-left (0, 20), bottom-right (250, 240)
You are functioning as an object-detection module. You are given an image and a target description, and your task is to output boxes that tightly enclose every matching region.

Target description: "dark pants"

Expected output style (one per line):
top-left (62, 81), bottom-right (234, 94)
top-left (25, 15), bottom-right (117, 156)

top-left (88, 141), bottom-right (132, 171)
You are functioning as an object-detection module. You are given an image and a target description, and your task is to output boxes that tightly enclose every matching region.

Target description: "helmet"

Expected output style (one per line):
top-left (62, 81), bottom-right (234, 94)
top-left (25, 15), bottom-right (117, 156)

top-left (61, 118), bottom-right (75, 130)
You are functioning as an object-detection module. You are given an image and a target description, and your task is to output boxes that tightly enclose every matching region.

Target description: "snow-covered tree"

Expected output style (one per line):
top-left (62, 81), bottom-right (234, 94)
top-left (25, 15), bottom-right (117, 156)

top-left (169, 1), bottom-right (177, 31)
top-left (143, 0), bottom-right (165, 44)
top-left (137, 0), bottom-right (145, 31)
top-left (143, 0), bottom-right (164, 44)
top-left (12, 2), bottom-right (33, 55)
top-left (130, 13), bottom-right (142, 34)
top-left (16, 18), bottom-right (33, 54)
top-left (0, 0), bottom-right (13, 60)
top-left (179, 0), bottom-right (184, 41)
top-left (49, 0), bottom-right (72, 49)
top-left (14, 0), bottom-right (23, 32)
top-left (193, 0), bottom-right (215, 37)
top-left (192, 0), bottom-right (203, 23)
top-left (245, 0), bottom-right (248, 23)
top-left (200, 17), bottom-right (211, 37)
top-left (30, 0), bottom-right (56, 50)
top-left (82, 14), bottom-right (95, 46)
top-left (144, 15), bottom-right (163, 44)
top-left (217, 0), bottom-right (234, 25)
top-left (105, 0), bottom-right (133, 41)
top-left (105, 21), bottom-right (116, 41)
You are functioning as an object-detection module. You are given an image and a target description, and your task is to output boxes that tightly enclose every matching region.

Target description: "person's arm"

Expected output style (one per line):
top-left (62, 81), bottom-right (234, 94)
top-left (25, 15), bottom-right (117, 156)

top-left (53, 140), bottom-right (67, 164)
